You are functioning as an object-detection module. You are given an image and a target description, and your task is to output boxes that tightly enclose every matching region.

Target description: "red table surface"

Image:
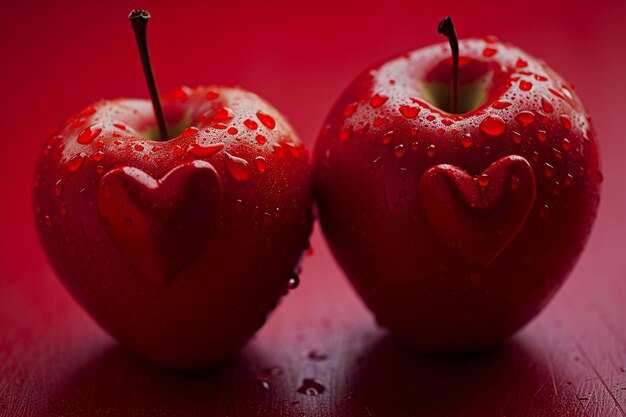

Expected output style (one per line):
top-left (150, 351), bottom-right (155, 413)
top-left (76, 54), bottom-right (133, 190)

top-left (1, 0), bottom-right (625, 416)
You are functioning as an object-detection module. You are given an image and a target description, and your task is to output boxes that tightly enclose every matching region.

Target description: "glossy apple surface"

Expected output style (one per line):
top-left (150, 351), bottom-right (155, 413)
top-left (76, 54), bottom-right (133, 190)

top-left (34, 86), bottom-right (313, 369)
top-left (313, 38), bottom-right (601, 351)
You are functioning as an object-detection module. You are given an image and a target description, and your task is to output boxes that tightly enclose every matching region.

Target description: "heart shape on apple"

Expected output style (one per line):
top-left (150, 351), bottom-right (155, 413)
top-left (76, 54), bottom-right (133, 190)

top-left (419, 154), bottom-right (535, 266)
top-left (98, 160), bottom-right (222, 287)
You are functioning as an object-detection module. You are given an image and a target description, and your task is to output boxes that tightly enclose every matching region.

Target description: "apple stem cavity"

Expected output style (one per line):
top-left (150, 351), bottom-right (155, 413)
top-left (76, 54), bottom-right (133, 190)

top-left (129, 10), bottom-right (169, 141)
top-left (437, 16), bottom-right (459, 114)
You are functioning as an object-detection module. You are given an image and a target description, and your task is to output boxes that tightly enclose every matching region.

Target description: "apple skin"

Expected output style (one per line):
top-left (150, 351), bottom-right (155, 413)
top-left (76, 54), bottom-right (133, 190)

top-left (313, 38), bottom-right (601, 351)
top-left (33, 86), bottom-right (313, 369)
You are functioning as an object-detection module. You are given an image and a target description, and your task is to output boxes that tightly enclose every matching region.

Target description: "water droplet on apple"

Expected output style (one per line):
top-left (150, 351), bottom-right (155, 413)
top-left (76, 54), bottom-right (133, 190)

top-left (370, 156), bottom-right (383, 171)
top-left (535, 74), bottom-right (548, 81)
top-left (427, 144), bottom-right (436, 158)
top-left (560, 115), bottom-right (572, 130)
top-left (344, 103), bottom-right (357, 118)
top-left (206, 91), bottom-right (219, 100)
top-left (287, 274), bottom-right (300, 289)
top-left (339, 127), bottom-right (351, 141)
top-left (297, 379), bottom-right (325, 396)
top-left (512, 131), bottom-right (522, 144)
top-left (562, 138), bottom-right (571, 151)
top-left (510, 175), bottom-right (520, 190)
top-left (537, 130), bottom-right (547, 142)
top-left (519, 80), bottom-right (533, 91)
top-left (478, 174), bottom-right (490, 187)
top-left (594, 171), bottom-right (604, 184)
top-left (60, 203), bottom-right (68, 216)
top-left (544, 163), bottom-right (554, 178)
top-left (77, 125), bottom-right (102, 144)
top-left (244, 119), bottom-right (258, 130)
top-left (515, 111), bottom-right (535, 126)
top-left (188, 143), bottom-right (224, 158)
top-left (539, 205), bottom-right (551, 218)
top-left (214, 107), bottom-right (234, 121)
top-left (68, 154), bottom-right (85, 171)
top-left (228, 127), bottom-right (238, 135)
top-left (541, 97), bottom-right (554, 113)
top-left (54, 179), bottom-right (63, 197)
top-left (182, 127), bottom-right (199, 137)
top-left (461, 133), bottom-right (473, 148)
top-left (393, 144), bottom-right (405, 158)
top-left (399, 105), bottom-right (419, 119)
top-left (516, 58), bottom-right (528, 68)
top-left (257, 112), bottom-right (276, 129)
top-left (256, 134), bottom-right (267, 145)
top-left (44, 215), bottom-right (52, 227)
top-left (382, 131), bottom-right (393, 145)
top-left (225, 153), bottom-right (252, 181)
top-left (483, 47), bottom-right (497, 57)
top-left (255, 156), bottom-right (267, 173)
top-left (479, 115), bottom-right (506, 136)
top-left (370, 93), bottom-right (388, 108)
top-left (564, 174), bottom-right (574, 186)
top-left (491, 101), bottom-right (511, 109)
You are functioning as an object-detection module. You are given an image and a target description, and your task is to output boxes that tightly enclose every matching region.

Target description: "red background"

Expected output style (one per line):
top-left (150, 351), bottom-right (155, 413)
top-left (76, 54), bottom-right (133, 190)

top-left (1, 0), bottom-right (625, 415)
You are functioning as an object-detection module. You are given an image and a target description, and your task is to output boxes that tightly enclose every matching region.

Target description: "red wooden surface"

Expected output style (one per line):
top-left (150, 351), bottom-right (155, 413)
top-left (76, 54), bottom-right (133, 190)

top-left (1, 0), bottom-right (625, 416)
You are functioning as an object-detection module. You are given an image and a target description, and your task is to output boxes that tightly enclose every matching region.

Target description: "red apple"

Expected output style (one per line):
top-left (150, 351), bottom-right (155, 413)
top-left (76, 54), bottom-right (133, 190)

top-left (313, 18), bottom-right (601, 351)
top-left (33, 11), bottom-right (313, 369)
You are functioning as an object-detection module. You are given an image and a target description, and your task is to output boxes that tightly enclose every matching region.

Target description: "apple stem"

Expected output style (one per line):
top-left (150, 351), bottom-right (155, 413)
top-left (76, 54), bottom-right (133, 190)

top-left (129, 10), bottom-right (169, 141)
top-left (437, 16), bottom-right (459, 114)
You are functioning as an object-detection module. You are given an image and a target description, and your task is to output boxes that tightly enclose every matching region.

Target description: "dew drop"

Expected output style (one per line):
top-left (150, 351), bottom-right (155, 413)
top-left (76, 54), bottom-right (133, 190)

top-left (483, 47), bottom-right (497, 57)
top-left (564, 174), bottom-right (574, 186)
top-left (339, 127), bottom-right (351, 141)
top-left (427, 144), bottom-right (436, 158)
top-left (515, 111), bottom-right (535, 126)
top-left (44, 215), bottom-right (52, 227)
top-left (491, 101), bottom-right (512, 109)
top-left (188, 142), bottom-right (224, 158)
top-left (539, 205), bottom-right (551, 218)
top-left (206, 91), bottom-right (219, 100)
top-left (55, 179), bottom-right (63, 197)
top-left (393, 144), bottom-right (405, 158)
top-left (370, 93), bottom-right (388, 108)
top-left (535, 74), bottom-right (548, 81)
top-left (182, 126), bottom-right (199, 137)
top-left (512, 131), bottom-right (522, 144)
top-left (257, 112), bottom-right (276, 129)
top-left (244, 119), bottom-right (258, 130)
top-left (214, 107), bottom-right (234, 121)
top-left (287, 274), bottom-right (300, 289)
top-left (399, 105), bottom-right (419, 119)
top-left (134, 144), bottom-right (144, 151)
top-left (256, 134), bottom-right (267, 145)
top-left (519, 80), bottom-right (533, 91)
top-left (426, 114), bottom-right (436, 122)
top-left (537, 130), bottom-right (547, 142)
top-left (254, 156), bottom-right (267, 173)
top-left (516, 58), bottom-right (528, 68)
top-left (544, 163), bottom-right (554, 178)
top-left (479, 115), bottom-right (506, 136)
top-left (510, 175), bottom-right (519, 190)
top-left (273, 143), bottom-right (286, 158)
top-left (373, 116), bottom-right (384, 126)
top-left (382, 131), bottom-right (393, 145)
top-left (478, 174), bottom-right (490, 187)
top-left (560, 115), bottom-right (572, 130)
top-left (228, 127), bottom-right (238, 135)
top-left (344, 103), bottom-right (357, 118)
top-left (442, 119), bottom-right (453, 126)
top-left (250, 378), bottom-right (271, 391)
top-left (113, 123), bottom-right (126, 130)
top-left (297, 379), bottom-right (325, 396)
top-left (60, 203), bottom-right (68, 216)
top-left (370, 156), bottom-right (383, 171)
top-left (541, 97), bottom-right (554, 113)
top-left (68, 154), bottom-right (85, 171)
top-left (461, 133), bottom-right (473, 148)
top-left (562, 138), bottom-right (571, 151)
top-left (225, 153), bottom-right (252, 181)
top-left (77, 126), bottom-right (102, 144)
